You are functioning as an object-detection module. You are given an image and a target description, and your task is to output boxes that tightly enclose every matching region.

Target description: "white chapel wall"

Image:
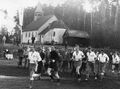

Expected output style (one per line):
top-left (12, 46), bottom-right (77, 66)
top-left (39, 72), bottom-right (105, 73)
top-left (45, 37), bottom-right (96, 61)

top-left (22, 31), bottom-right (39, 43)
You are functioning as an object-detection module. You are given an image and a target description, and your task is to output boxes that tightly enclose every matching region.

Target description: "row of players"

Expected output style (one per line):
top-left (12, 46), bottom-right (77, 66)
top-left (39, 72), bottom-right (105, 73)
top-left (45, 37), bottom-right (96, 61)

top-left (17, 45), bottom-right (120, 88)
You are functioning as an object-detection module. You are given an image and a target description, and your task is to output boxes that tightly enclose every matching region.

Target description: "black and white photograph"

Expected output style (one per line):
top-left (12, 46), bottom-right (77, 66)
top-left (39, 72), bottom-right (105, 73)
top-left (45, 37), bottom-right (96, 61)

top-left (0, 0), bottom-right (120, 89)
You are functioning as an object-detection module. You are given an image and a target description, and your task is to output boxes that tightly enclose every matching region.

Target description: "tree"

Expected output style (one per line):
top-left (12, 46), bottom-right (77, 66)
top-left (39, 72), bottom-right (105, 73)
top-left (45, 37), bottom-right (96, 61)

top-left (23, 7), bottom-right (35, 28)
top-left (21, 0), bottom-right (120, 48)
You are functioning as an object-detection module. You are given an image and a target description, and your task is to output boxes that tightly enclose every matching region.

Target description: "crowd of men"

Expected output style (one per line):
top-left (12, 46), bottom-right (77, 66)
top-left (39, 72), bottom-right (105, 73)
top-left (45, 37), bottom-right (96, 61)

top-left (17, 44), bottom-right (120, 89)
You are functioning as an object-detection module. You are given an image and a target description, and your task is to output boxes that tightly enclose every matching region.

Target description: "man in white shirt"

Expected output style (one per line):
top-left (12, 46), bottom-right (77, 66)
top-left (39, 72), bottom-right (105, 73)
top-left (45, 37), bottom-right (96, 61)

top-left (112, 51), bottom-right (120, 72)
top-left (72, 45), bottom-right (85, 81)
top-left (86, 48), bottom-right (97, 80)
top-left (28, 46), bottom-right (42, 89)
top-left (98, 50), bottom-right (109, 78)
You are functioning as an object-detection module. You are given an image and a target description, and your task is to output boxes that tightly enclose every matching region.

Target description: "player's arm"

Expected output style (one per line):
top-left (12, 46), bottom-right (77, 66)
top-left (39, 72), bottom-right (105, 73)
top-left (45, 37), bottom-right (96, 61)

top-left (82, 52), bottom-right (85, 58)
top-left (37, 52), bottom-right (42, 62)
top-left (106, 54), bottom-right (109, 63)
top-left (72, 52), bottom-right (75, 61)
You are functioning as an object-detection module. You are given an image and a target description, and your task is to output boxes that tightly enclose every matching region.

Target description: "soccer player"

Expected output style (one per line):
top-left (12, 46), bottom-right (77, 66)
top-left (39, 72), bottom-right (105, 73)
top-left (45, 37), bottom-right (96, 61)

top-left (112, 51), bottom-right (120, 73)
top-left (47, 46), bottom-right (60, 82)
top-left (28, 46), bottom-right (42, 89)
top-left (86, 48), bottom-right (97, 80)
top-left (72, 45), bottom-right (85, 81)
top-left (98, 50), bottom-right (109, 79)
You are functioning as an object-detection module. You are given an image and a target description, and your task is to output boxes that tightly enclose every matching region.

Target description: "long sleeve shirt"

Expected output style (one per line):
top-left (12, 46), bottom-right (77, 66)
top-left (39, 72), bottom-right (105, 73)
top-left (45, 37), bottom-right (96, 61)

top-left (87, 51), bottom-right (97, 62)
top-left (73, 51), bottom-right (85, 61)
top-left (112, 54), bottom-right (120, 64)
top-left (98, 53), bottom-right (109, 63)
top-left (28, 51), bottom-right (42, 64)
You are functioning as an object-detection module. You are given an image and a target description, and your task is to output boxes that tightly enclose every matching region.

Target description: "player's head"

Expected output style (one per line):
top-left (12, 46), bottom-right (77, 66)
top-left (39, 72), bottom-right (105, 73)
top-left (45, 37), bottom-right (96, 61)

top-left (100, 49), bottom-right (104, 54)
top-left (51, 46), bottom-right (55, 51)
top-left (88, 47), bottom-right (92, 52)
top-left (30, 45), bottom-right (35, 52)
top-left (115, 51), bottom-right (118, 55)
top-left (75, 45), bottom-right (79, 51)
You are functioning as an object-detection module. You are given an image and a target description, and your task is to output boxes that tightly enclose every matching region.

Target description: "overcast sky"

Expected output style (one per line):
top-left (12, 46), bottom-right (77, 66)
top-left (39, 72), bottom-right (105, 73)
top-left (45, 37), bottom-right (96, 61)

top-left (0, 0), bottom-right (66, 18)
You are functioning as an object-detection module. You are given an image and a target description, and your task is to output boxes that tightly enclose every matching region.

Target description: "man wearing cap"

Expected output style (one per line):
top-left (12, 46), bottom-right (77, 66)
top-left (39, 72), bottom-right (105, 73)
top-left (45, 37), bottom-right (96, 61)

top-left (28, 46), bottom-right (42, 89)
top-left (98, 50), bottom-right (109, 79)
top-left (72, 45), bottom-right (85, 81)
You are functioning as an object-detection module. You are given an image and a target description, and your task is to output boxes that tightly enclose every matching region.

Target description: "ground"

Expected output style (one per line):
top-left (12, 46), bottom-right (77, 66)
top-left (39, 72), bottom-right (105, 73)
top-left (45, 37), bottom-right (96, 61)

top-left (0, 59), bottom-right (120, 89)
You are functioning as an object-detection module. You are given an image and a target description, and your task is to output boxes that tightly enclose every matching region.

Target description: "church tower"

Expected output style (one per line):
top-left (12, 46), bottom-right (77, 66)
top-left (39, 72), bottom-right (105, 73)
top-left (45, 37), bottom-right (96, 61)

top-left (34, 2), bottom-right (44, 21)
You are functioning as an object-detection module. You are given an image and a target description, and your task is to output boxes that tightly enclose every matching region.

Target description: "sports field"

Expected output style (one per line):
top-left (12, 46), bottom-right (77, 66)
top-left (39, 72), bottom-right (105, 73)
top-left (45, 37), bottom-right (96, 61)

top-left (0, 44), bottom-right (120, 89)
top-left (0, 59), bottom-right (120, 89)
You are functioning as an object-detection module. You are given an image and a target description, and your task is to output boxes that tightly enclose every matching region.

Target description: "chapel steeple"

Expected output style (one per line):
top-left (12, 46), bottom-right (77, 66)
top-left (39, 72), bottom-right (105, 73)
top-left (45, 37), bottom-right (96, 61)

top-left (34, 2), bottom-right (44, 21)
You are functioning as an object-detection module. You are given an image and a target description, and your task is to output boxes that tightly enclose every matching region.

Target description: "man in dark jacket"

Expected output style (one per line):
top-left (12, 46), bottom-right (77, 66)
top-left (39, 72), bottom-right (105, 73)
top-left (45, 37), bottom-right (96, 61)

top-left (47, 46), bottom-right (60, 82)
top-left (31, 36), bottom-right (35, 44)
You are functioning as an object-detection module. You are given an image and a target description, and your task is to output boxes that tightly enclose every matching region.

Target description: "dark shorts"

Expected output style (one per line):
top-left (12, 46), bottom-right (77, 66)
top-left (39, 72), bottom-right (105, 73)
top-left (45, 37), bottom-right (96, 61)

top-left (86, 61), bottom-right (94, 73)
top-left (49, 62), bottom-right (58, 71)
top-left (37, 61), bottom-right (43, 73)
top-left (80, 62), bottom-right (87, 71)
top-left (112, 63), bottom-right (119, 70)
top-left (74, 60), bottom-right (82, 68)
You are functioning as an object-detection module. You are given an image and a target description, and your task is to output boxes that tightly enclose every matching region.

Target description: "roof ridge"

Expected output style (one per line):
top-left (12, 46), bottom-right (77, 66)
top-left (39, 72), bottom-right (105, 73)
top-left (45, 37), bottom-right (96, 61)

top-left (23, 15), bottom-right (54, 31)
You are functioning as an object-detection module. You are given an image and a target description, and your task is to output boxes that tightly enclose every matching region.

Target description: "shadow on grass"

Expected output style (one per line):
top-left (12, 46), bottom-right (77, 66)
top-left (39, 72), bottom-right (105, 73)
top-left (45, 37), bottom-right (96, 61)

top-left (0, 65), bottom-right (29, 77)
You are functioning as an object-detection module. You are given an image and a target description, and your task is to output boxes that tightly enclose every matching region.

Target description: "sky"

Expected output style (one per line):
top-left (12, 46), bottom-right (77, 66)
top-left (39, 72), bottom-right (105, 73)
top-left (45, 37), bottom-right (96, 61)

top-left (0, 0), bottom-right (67, 33)
top-left (0, 0), bottom-right (104, 33)
top-left (0, 0), bottom-right (67, 18)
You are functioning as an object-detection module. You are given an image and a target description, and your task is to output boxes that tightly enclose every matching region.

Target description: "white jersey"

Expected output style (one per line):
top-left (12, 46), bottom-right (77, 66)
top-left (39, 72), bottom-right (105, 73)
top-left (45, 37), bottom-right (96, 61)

top-left (28, 51), bottom-right (42, 64)
top-left (98, 53), bottom-right (109, 63)
top-left (112, 54), bottom-right (120, 64)
top-left (87, 51), bottom-right (97, 62)
top-left (73, 50), bottom-right (84, 61)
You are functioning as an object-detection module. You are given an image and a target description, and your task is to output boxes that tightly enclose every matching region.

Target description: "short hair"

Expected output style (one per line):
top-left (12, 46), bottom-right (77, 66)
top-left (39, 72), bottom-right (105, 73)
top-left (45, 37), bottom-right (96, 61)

top-left (100, 49), bottom-right (104, 52)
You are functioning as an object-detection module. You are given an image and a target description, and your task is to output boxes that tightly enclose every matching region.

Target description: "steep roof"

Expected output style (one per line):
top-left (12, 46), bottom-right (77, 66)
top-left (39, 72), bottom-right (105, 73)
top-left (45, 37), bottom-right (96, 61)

top-left (50, 20), bottom-right (68, 29)
top-left (38, 20), bottom-right (68, 35)
top-left (23, 15), bottom-right (53, 32)
top-left (64, 30), bottom-right (89, 38)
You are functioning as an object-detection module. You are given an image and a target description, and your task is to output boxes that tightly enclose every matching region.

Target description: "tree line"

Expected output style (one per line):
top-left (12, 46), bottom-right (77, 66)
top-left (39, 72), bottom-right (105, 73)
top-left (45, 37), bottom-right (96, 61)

top-left (22, 0), bottom-right (120, 49)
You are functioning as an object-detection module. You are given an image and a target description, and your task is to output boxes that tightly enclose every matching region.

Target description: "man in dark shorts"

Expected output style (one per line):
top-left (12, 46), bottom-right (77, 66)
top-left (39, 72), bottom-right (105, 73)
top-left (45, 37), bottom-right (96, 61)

top-left (47, 46), bottom-right (60, 82)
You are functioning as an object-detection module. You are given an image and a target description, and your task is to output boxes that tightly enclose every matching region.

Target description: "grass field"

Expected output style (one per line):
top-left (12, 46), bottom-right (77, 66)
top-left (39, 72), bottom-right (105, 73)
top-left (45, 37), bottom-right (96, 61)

top-left (0, 44), bottom-right (120, 89)
top-left (0, 59), bottom-right (120, 89)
